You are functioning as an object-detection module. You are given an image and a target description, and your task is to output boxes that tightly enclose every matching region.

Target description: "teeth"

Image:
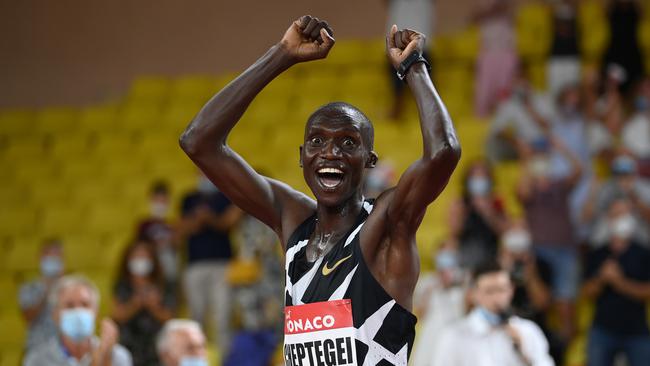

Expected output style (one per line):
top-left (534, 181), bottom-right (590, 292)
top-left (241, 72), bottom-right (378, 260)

top-left (317, 168), bottom-right (343, 174)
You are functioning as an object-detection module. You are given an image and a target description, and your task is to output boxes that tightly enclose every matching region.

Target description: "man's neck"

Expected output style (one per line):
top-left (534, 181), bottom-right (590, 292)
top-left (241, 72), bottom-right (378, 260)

top-left (315, 194), bottom-right (364, 234)
top-left (61, 335), bottom-right (92, 360)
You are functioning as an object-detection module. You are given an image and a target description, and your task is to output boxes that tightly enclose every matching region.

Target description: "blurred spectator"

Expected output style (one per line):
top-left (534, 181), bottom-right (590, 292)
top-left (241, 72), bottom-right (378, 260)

top-left (449, 160), bottom-right (508, 270)
top-left (411, 243), bottom-right (465, 366)
top-left (622, 77), bottom-right (650, 171)
top-left (24, 275), bottom-right (132, 366)
top-left (432, 261), bottom-right (554, 366)
top-left (546, 0), bottom-right (580, 98)
top-left (137, 180), bottom-right (180, 290)
top-left (19, 238), bottom-right (65, 351)
top-left (223, 213), bottom-right (282, 366)
top-left (550, 83), bottom-right (593, 238)
top-left (112, 240), bottom-right (175, 366)
top-left (486, 68), bottom-right (554, 163)
top-left (473, 0), bottom-right (518, 117)
top-left (157, 319), bottom-right (208, 366)
top-left (384, 0), bottom-right (435, 119)
top-left (499, 222), bottom-right (566, 364)
top-left (582, 154), bottom-right (650, 246)
top-left (363, 161), bottom-right (396, 199)
top-left (177, 172), bottom-right (243, 353)
top-left (602, 0), bottom-right (644, 95)
top-left (582, 197), bottom-right (650, 366)
top-left (517, 136), bottom-right (582, 340)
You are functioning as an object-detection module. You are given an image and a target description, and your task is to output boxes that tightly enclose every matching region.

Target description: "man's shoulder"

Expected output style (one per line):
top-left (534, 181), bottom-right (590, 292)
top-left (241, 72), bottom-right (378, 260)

top-left (24, 337), bottom-right (61, 365)
top-left (511, 316), bottom-right (546, 336)
top-left (111, 343), bottom-right (133, 365)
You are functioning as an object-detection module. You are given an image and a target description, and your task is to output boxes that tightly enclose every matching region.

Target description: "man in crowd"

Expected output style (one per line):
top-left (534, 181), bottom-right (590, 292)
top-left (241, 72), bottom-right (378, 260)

top-left (582, 196), bottom-right (650, 366)
top-left (23, 275), bottom-right (132, 366)
top-left (432, 261), bottom-right (554, 366)
top-left (156, 319), bottom-right (208, 366)
top-left (19, 238), bottom-right (65, 351)
top-left (178, 172), bottom-right (242, 352)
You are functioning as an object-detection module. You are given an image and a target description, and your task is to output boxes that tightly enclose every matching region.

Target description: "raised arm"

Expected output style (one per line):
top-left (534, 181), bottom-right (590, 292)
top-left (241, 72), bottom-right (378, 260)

top-left (384, 26), bottom-right (461, 237)
top-left (179, 16), bottom-right (335, 242)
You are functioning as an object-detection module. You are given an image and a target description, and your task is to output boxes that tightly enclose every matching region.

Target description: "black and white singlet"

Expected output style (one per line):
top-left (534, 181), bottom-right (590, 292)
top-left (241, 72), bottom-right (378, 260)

top-left (284, 199), bottom-right (417, 366)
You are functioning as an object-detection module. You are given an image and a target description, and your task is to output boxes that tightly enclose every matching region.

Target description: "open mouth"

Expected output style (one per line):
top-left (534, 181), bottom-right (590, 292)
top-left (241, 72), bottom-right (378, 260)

top-left (317, 167), bottom-right (345, 189)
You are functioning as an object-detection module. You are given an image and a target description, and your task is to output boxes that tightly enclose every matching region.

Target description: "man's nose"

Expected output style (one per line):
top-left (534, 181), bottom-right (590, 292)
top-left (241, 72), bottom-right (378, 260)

top-left (321, 141), bottom-right (341, 159)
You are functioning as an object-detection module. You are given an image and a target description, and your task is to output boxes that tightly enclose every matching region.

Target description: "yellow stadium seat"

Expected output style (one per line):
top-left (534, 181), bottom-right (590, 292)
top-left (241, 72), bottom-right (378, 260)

top-left (516, 2), bottom-right (552, 60)
top-left (0, 277), bottom-right (17, 312)
top-left (128, 76), bottom-right (170, 103)
top-left (49, 132), bottom-right (92, 158)
top-left (10, 158), bottom-right (59, 185)
top-left (578, 0), bottom-right (610, 62)
top-left (1, 135), bottom-right (47, 160)
top-left (169, 75), bottom-right (218, 104)
top-left (0, 349), bottom-right (22, 366)
top-left (63, 234), bottom-right (112, 271)
top-left (59, 159), bottom-right (104, 182)
top-left (34, 107), bottom-right (79, 135)
top-left (40, 206), bottom-right (87, 237)
top-left (85, 205), bottom-right (136, 237)
top-left (0, 182), bottom-right (31, 209)
top-left (0, 208), bottom-right (37, 238)
top-left (451, 26), bottom-right (479, 62)
top-left (70, 180), bottom-right (122, 204)
top-left (118, 102), bottom-right (162, 132)
top-left (27, 182), bottom-right (70, 208)
top-left (323, 40), bottom-right (367, 67)
top-left (78, 105), bottom-right (119, 134)
top-left (0, 312), bottom-right (26, 349)
top-left (4, 240), bottom-right (40, 272)
top-left (0, 109), bottom-right (35, 138)
top-left (90, 133), bottom-right (136, 157)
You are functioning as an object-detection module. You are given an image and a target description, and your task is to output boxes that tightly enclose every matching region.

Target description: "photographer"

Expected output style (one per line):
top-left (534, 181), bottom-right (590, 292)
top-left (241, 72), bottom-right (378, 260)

top-left (432, 261), bottom-right (554, 366)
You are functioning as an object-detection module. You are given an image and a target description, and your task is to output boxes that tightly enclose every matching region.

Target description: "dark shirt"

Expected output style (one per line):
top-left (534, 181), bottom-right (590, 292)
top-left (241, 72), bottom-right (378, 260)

top-left (524, 180), bottom-right (575, 246)
top-left (584, 242), bottom-right (650, 335)
top-left (458, 197), bottom-right (504, 268)
top-left (114, 282), bottom-right (175, 366)
top-left (550, 13), bottom-right (578, 56)
top-left (181, 191), bottom-right (233, 263)
top-left (512, 257), bottom-right (553, 328)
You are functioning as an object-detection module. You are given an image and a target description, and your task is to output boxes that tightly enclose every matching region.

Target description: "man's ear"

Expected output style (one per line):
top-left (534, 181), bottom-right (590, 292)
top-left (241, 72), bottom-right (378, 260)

top-left (299, 145), bottom-right (304, 167)
top-left (366, 151), bottom-right (378, 168)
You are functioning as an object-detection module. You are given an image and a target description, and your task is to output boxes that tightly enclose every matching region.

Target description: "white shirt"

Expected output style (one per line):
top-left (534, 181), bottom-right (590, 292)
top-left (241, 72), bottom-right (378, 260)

top-left (431, 309), bottom-right (554, 366)
top-left (410, 274), bottom-right (465, 366)
top-left (490, 94), bottom-right (555, 142)
top-left (622, 113), bottom-right (650, 159)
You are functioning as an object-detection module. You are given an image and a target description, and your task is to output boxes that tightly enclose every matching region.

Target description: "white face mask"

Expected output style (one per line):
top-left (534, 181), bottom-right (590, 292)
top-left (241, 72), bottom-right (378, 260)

top-left (468, 176), bottom-right (491, 196)
top-left (610, 214), bottom-right (636, 239)
top-left (150, 201), bottom-right (169, 219)
top-left (502, 229), bottom-right (532, 253)
top-left (40, 255), bottom-right (63, 277)
top-left (128, 258), bottom-right (153, 276)
top-left (179, 356), bottom-right (208, 366)
top-left (529, 156), bottom-right (552, 178)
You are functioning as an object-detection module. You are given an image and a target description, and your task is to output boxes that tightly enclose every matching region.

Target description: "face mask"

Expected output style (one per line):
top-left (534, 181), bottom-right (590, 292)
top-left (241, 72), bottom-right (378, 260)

top-left (610, 214), bottom-right (636, 239)
top-left (529, 157), bottom-right (552, 178)
top-left (468, 176), bottom-right (490, 196)
top-left (635, 96), bottom-right (649, 112)
top-left (60, 308), bottom-right (95, 342)
top-left (502, 229), bottom-right (532, 253)
top-left (477, 306), bottom-right (510, 327)
top-left (129, 258), bottom-right (153, 276)
top-left (197, 176), bottom-right (218, 194)
top-left (40, 256), bottom-right (63, 277)
top-left (180, 357), bottom-right (208, 366)
top-left (435, 250), bottom-right (458, 270)
top-left (150, 201), bottom-right (169, 219)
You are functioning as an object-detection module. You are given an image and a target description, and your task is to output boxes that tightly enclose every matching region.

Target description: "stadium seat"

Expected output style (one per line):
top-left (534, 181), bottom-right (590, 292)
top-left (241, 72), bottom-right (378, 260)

top-left (128, 76), bottom-right (170, 104)
top-left (169, 75), bottom-right (218, 105)
top-left (0, 208), bottom-right (37, 238)
top-left (40, 206), bottom-right (87, 238)
top-left (0, 109), bottom-right (34, 138)
top-left (33, 107), bottom-right (79, 136)
top-left (4, 240), bottom-right (40, 273)
top-left (578, 0), bottom-right (609, 62)
top-left (78, 105), bottom-right (120, 134)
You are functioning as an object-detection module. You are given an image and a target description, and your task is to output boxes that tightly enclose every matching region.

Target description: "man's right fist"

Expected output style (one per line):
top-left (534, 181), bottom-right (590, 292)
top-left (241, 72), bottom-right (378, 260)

top-left (279, 15), bottom-right (335, 63)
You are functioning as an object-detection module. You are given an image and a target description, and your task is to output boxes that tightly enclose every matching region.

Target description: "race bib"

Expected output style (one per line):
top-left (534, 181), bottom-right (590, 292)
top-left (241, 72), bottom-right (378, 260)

top-left (284, 299), bottom-right (357, 366)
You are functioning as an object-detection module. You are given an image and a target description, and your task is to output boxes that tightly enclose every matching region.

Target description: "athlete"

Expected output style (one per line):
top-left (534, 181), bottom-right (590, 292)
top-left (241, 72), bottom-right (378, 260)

top-left (180, 15), bottom-right (460, 365)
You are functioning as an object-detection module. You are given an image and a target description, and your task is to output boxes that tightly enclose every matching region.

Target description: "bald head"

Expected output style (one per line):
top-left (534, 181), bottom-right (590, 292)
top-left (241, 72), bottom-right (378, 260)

top-left (306, 102), bottom-right (374, 150)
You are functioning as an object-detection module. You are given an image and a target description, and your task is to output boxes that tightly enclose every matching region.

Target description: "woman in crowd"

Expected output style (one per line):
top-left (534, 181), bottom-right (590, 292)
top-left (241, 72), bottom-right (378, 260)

top-left (112, 240), bottom-right (176, 366)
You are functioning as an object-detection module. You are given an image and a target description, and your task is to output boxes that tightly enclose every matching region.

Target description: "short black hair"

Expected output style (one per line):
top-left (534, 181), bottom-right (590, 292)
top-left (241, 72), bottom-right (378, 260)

top-left (306, 102), bottom-right (374, 150)
top-left (150, 180), bottom-right (169, 196)
top-left (471, 260), bottom-right (506, 285)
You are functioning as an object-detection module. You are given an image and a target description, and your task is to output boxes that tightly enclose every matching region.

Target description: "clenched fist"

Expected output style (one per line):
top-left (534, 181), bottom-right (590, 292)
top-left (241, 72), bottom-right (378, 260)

top-left (279, 15), bottom-right (335, 63)
top-left (386, 25), bottom-right (426, 69)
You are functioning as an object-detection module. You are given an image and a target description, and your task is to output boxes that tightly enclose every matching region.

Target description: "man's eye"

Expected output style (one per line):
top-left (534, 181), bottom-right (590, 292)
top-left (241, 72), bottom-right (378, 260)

top-left (311, 137), bottom-right (323, 145)
top-left (342, 138), bottom-right (355, 148)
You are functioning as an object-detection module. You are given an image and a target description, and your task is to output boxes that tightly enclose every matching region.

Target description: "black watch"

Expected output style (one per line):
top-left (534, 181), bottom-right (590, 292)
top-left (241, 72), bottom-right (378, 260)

top-left (396, 51), bottom-right (430, 81)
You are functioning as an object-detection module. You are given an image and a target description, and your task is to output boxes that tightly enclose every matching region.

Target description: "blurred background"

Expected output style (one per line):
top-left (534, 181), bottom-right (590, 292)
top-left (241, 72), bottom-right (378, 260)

top-left (1, 0), bottom-right (650, 365)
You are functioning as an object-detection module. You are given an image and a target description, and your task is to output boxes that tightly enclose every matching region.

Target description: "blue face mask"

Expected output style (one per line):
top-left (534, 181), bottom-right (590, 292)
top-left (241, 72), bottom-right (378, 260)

top-left (467, 176), bottom-right (490, 196)
top-left (180, 357), bottom-right (208, 366)
top-left (435, 250), bottom-right (458, 270)
top-left (40, 256), bottom-right (63, 277)
top-left (60, 308), bottom-right (95, 342)
top-left (477, 306), bottom-right (506, 327)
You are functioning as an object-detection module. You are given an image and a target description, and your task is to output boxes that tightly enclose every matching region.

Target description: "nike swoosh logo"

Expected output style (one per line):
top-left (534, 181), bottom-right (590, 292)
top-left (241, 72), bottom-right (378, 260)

top-left (322, 254), bottom-right (353, 276)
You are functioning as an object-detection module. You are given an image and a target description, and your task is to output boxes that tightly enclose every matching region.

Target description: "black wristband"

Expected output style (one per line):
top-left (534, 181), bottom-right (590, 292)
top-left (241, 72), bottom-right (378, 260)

top-left (396, 51), bottom-right (430, 81)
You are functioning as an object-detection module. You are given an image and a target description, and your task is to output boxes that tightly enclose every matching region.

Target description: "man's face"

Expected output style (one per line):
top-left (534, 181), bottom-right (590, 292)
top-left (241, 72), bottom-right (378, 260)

top-left (301, 114), bottom-right (375, 207)
top-left (162, 328), bottom-right (207, 366)
top-left (472, 271), bottom-right (513, 314)
top-left (53, 284), bottom-right (96, 324)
